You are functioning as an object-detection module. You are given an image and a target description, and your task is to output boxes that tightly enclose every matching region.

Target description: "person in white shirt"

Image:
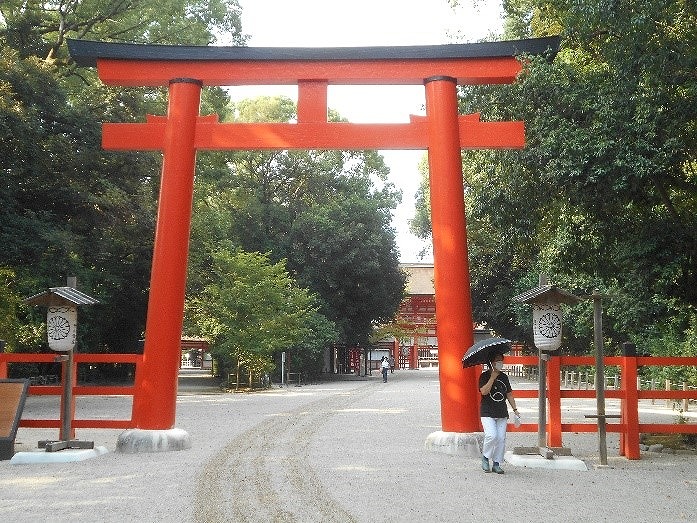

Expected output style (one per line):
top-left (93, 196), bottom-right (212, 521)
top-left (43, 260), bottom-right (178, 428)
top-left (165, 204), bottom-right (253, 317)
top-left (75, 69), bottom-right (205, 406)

top-left (380, 356), bottom-right (390, 382)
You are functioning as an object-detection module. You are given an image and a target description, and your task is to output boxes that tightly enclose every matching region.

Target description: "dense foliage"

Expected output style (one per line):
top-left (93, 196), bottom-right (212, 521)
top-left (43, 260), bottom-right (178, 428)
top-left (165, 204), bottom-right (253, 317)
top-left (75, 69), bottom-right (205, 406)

top-left (186, 249), bottom-right (333, 384)
top-left (1, 1), bottom-right (246, 356)
top-left (1, 2), bottom-right (405, 380)
top-left (415, 0), bottom-right (697, 371)
top-left (186, 96), bottom-right (406, 376)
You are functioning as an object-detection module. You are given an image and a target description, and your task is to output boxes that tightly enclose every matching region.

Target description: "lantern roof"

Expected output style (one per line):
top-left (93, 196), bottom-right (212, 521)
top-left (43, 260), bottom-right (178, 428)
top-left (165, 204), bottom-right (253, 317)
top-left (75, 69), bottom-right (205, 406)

top-left (513, 284), bottom-right (581, 306)
top-left (24, 287), bottom-right (100, 307)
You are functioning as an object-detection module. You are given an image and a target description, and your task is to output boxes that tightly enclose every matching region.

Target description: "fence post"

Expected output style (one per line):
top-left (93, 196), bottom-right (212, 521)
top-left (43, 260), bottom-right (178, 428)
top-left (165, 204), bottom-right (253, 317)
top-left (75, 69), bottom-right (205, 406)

top-left (666, 380), bottom-right (671, 408)
top-left (58, 352), bottom-right (78, 440)
top-left (619, 351), bottom-right (640, 459)
top-left (0, 360), bottom-right (7, 379)
top-left (651, 379), bottom-right (655, 404)
top-left (684, 382), bottom-right (689, 412)
top-left (547, 355), bottom-right (563, 448)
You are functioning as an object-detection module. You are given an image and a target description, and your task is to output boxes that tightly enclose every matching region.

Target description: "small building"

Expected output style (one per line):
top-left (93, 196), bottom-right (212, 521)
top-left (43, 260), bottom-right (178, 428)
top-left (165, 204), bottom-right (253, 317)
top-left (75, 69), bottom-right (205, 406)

top-left (375, 263), bottom-right (494, 370)
top-left (180, 337), bottom-right (210, 369)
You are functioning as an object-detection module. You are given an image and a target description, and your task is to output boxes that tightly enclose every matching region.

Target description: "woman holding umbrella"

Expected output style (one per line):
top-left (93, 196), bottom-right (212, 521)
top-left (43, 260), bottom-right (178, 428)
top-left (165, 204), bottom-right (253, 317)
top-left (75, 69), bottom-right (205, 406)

top-left (478, 352), bottom-right (518, 474)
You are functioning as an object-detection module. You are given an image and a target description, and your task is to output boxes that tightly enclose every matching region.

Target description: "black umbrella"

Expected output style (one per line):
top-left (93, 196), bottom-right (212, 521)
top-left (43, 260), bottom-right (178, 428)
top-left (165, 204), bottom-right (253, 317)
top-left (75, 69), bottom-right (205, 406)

top-left (461, 337), bottom-right (512, 368)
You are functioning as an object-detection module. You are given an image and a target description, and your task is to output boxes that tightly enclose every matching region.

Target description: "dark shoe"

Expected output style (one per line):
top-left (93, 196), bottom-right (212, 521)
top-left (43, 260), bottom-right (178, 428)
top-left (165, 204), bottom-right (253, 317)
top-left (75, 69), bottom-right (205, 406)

top-left (481, 456), bottom-right (490, 472)
top-left (492, 462), bottom-right (504, 474)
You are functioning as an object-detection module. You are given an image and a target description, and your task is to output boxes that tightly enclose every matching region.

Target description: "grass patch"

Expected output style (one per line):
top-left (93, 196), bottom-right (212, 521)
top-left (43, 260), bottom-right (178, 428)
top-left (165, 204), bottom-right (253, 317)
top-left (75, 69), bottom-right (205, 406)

top-left (641, 432), bottom-right (697, 450)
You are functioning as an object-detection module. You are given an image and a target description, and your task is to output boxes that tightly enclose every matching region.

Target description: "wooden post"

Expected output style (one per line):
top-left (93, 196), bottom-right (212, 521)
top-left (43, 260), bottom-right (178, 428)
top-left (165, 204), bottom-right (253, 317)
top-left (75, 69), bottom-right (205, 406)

top-left (619, 354), bottom-right (640, 459)
top-left (0, 340), bottom-right (6, 380)
top-left (591, 290), bottom-right (610, 465)
top-left (537, 350), bottom-right (548, 448)
top-left (547, 355), bottom-right (562, 448)
top-left (131, 79), bottom-right (202, 429)
top-left (58, 350), bottom-right (77, 440)
top-left (424, 76), bottom-right (476, 432)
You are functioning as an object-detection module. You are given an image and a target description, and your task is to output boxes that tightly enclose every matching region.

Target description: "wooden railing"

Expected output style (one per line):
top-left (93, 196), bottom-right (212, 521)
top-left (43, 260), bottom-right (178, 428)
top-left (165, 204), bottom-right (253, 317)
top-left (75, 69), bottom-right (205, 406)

top-left (504, 355), bottom-right (697, 459)
top-left (2, 352), bottom-right (695, 459)
top-left (0, 353), bottom-right (141, 431)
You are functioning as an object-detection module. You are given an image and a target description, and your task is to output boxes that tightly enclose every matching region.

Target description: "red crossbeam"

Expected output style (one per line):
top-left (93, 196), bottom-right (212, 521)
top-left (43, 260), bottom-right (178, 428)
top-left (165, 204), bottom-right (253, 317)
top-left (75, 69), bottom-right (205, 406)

top-left (103, 114), bottom-right (524, 151)
top-left (96, 57), bottom-right (522, 87)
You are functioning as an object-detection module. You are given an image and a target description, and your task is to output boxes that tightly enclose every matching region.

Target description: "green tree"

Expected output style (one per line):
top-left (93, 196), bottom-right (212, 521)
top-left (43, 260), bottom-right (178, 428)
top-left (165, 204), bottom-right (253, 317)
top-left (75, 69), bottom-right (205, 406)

top-left (289, 194), bottom-right (405, 346)
top-left (1, 0), bottom-right (245, 62)
top-left (188, 95), bottom-right (406, 350)
top-left (1, 2), bottom-right (245, 355)
top-left (0, 268), bottom-right (45, 352)
top-left (413, 0), bottom-right (697, 353)
top-left (187, 248), bottom-right (330, 386)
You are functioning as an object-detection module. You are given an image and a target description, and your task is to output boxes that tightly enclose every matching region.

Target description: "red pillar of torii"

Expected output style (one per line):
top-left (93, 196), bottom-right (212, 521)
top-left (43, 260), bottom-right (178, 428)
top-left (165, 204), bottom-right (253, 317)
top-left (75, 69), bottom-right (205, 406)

top-left (69, 37), bottom-right (558, 434)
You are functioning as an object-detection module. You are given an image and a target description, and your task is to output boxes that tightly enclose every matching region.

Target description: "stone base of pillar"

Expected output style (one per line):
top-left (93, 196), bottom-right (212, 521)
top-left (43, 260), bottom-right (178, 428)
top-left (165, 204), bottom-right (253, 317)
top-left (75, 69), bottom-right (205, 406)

top-left (424, 431), bottom-right (482, 457)
top-left (116, 428), bottom-right (191, 454)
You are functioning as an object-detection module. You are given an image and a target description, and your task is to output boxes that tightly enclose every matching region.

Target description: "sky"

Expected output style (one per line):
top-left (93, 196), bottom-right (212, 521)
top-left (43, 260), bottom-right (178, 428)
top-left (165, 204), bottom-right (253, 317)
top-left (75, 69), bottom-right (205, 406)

top-left (230, 0), bottom-right (505, 262)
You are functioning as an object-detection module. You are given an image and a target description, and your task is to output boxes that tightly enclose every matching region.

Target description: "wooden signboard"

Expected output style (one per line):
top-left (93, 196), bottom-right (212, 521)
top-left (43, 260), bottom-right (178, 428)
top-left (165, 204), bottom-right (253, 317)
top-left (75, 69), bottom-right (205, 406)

top-left (0, 379), bottom-right (29, 460)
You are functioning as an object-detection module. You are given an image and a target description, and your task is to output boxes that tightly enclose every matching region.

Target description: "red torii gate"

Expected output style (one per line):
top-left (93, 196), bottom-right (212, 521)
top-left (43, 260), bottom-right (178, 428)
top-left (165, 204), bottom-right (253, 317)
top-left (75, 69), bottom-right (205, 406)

top-left (68, 37), bottom-right (558, 438)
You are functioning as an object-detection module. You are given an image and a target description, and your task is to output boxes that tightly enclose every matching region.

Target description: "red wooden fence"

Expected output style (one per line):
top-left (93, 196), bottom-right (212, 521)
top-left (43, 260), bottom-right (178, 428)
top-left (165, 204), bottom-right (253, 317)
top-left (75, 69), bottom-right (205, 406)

top-left (0, 353), bottom-right (140, 431)
top-left (1, 352), bottom-right (695, 459)
top-left (505, 355), bottom-right (697, 459)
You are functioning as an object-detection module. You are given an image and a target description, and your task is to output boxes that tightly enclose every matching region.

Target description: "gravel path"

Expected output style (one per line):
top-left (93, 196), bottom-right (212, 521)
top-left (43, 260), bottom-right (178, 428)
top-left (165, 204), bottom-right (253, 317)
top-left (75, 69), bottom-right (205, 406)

top-left (193, 387), bottom-right (362, 522)
top-left (1, 369), bottom-right (696, 522)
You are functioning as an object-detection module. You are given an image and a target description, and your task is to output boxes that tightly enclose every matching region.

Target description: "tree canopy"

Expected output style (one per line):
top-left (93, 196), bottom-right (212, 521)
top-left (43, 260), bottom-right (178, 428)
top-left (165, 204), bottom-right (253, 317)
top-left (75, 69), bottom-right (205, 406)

top-left (1, 3), bottom-right (406, 380)
top-left (414, 0), bottom-right (697, 356)
top-left (1, 0), bottom-right (245, 62)
top-left (187, 248), bottom-right (331, 382)
top-left (187, 95), bottom-right (406, 350)
top-left (0, 1), bottom-right (246, 355)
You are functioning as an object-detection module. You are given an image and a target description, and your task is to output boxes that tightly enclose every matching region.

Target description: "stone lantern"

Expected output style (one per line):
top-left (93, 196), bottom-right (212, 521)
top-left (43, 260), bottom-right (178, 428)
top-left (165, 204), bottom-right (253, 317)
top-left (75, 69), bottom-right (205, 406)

top-left (513, 274), bottom-right (581, 456)
top-left (516, 281), bottom-right (580, 352)
top-left (24, 279), bottom-right (99, 451)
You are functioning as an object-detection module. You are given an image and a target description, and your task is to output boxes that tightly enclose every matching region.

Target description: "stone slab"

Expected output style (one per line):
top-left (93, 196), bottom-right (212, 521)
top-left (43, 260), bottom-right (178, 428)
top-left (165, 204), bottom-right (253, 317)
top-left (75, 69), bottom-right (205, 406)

top-left (505, 450), bottom-right (588, 471)
top-left (424, 430), bottom-right (482, 457)
top-left (10, 446), bottom-right (109, 464)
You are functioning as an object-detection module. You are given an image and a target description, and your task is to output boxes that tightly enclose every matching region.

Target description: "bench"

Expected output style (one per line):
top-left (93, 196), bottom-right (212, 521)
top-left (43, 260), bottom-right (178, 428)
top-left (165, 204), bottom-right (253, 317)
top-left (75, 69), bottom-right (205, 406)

top-left (0, 379), bottom-right (29, 460)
